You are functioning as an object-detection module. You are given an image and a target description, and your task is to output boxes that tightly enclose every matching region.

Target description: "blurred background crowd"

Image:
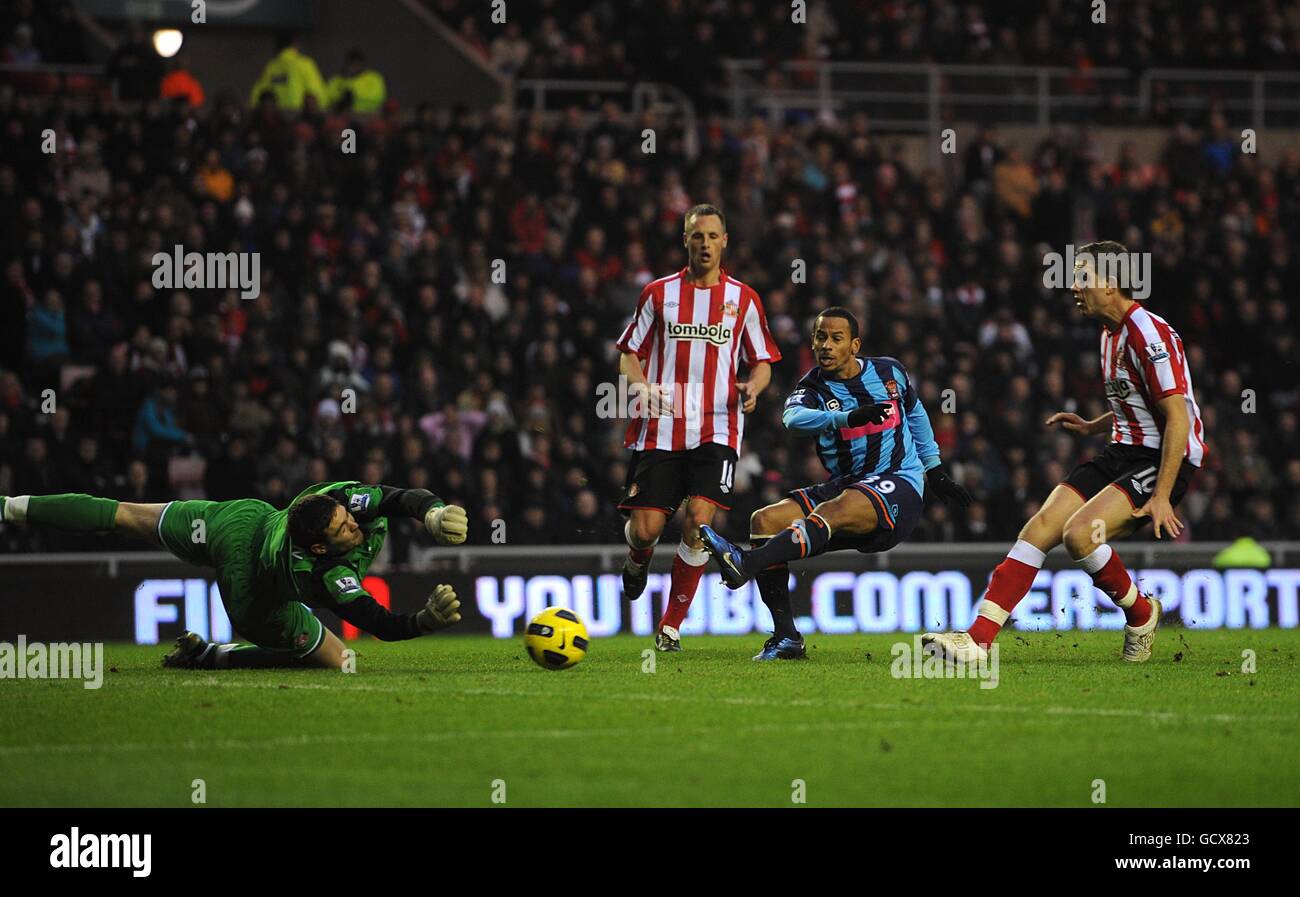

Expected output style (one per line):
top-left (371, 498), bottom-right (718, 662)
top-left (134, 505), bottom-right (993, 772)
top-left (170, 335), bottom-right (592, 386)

top-left (429, 0), bottom-right (1300, 105)
top-left (2, 0), bottom-right (1298, 557)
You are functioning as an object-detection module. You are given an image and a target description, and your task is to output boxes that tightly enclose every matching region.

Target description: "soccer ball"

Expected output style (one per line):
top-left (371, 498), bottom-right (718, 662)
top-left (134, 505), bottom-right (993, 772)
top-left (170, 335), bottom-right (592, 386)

top-left (524, 607), bottom-right (589, 670)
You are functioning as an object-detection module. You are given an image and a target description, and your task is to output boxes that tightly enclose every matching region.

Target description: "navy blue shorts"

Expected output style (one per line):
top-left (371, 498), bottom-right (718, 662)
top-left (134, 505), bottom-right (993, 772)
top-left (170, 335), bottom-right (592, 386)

top-left (788, 472), bottom-right (924, 554)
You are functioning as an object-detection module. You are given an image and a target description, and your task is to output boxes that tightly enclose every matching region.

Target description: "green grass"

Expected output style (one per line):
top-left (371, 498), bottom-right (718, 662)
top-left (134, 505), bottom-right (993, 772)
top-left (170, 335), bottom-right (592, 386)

top-left (2, 629), bottom-right (1297, 807)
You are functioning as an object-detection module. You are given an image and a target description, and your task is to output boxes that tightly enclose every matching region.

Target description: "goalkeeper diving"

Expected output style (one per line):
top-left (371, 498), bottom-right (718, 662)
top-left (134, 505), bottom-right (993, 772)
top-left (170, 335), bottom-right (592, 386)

top-left (0, 482), bottom-right (470, 669)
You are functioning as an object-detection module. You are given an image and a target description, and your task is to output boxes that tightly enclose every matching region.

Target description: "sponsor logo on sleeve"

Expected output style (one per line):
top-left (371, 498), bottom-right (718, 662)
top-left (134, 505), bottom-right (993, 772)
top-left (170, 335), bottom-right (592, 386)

top-left (335, 576), bottom-right (361, 594)
top-left (348, 493), bottom-right (371, 512)
top-left (1145, 341), bottom-right (1170, 363)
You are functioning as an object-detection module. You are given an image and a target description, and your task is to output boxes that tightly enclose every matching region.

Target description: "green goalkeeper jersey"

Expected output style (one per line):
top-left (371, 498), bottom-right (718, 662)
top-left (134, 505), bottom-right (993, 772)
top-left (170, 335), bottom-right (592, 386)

top-left (261, 480), bottom-right (444, 640)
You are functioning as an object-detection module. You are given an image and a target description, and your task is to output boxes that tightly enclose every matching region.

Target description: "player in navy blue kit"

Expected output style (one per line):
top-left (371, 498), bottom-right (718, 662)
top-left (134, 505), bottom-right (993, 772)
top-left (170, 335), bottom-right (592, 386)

top-left (699, 308), bottom-right (971, 660)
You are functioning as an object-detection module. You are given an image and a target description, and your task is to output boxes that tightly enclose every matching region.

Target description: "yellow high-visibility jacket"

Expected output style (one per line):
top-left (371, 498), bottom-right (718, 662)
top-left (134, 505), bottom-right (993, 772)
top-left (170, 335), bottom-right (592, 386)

top-left (249, 47), bottom-right (328, 110)
top-left (327, 69), bottom-right (387, 114)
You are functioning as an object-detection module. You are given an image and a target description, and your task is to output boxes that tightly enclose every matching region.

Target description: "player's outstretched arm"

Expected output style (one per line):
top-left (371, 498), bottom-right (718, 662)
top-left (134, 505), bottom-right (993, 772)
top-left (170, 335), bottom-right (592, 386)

top-left (331, 593), bottom-right (429, 641)
top-left (314, 570), bottom-right (461, 640)
top-left (1046, 410), bottom-right (1112, 436)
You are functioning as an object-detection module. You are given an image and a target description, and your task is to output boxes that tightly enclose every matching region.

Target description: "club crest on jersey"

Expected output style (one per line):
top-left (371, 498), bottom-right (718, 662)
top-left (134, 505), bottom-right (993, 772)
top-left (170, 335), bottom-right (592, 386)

top-left (348, 493), bottom-right (371, 512)
top-left (1105, 378), bottom-right (1134, 400)
top-left (723, 299), bottom-right (739, 317)
top-left (884, 379), bottom-right (900, 400)
top-left (665, 320), bottom-right (732, 346)
top-left (1145, 341), bottom-right (1170, 363)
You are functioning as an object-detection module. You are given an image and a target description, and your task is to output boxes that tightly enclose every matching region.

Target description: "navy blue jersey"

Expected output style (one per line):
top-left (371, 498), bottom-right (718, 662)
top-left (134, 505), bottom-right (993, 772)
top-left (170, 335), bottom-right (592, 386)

top-left (782, 356), bottom-right (940, 494)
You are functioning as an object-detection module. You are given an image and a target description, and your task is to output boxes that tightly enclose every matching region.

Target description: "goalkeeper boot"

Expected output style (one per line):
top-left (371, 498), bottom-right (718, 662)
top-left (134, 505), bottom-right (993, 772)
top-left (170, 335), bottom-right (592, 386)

top-left (621, 555), bottom-right (650, 601)
top-left (162, 631), bottom-right (216, 669)
top-left (752, 635), bottom-right (806, 661)
top-left (920, 630), bottom-right (989, 664)
top-left (654, 625), bottom-right (682, 652)
top-left (698, 525), bottom-right (749, 590)
top-left (1122, 596), bottom-right (1162, 663)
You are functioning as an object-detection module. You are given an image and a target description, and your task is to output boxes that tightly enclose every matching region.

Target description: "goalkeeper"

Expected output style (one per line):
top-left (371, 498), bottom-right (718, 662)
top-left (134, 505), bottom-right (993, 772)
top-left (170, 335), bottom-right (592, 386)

top-left (0, 482), bottom-right (469, 669)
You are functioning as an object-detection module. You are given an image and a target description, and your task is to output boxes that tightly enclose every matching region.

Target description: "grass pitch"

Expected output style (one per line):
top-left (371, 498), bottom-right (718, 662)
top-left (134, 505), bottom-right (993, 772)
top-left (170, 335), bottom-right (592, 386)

top-left (2, 629), bottom-right (1297, 807)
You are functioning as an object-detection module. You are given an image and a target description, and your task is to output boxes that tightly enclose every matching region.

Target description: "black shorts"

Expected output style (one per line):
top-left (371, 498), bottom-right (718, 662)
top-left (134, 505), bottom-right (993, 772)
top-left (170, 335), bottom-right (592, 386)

top-left (788, 471), bottom-right (924, 554)
top-left (619, 443), bottom-right (738, 516)
top-left (1063, 443), bottom-right (1198, 512)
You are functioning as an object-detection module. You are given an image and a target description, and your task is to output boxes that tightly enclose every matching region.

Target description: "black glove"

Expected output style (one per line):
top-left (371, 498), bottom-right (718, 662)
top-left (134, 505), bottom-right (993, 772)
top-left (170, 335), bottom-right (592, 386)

top-left (846, 402), bottom-right (894, 426)
top-left (926, 463), bottom-right (972, 508)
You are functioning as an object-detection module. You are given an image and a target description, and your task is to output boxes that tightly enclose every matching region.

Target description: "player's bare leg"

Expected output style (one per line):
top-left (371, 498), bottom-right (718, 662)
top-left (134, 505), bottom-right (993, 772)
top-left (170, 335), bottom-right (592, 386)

top-left (1062, 486), bottom-right (1162, 661)
top-left (923, 484), bottom-right (1082, 662)
top-left (622, 507), bottom-right (667, 601)
top-left (655, 497), bottom-right (719, 651)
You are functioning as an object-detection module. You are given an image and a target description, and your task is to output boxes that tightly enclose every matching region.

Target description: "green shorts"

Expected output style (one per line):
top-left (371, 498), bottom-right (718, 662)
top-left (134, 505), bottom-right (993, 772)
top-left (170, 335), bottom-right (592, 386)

top-left (157, 499), bottom-right (325, 657)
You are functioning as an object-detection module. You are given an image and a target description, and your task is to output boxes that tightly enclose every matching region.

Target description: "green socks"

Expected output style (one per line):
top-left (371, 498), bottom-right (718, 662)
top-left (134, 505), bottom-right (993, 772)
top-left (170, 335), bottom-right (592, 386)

top-left (18, 494), bottom-right (120, 533)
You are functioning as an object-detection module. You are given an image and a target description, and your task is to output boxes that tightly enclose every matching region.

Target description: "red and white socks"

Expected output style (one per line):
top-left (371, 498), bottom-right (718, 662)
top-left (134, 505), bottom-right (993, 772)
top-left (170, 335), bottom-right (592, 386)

top-left (658, 541), bottom-right (709, 632)
top-left (1075, 543), bottom-right (1152, 627)
top-left (968, 539), bottom-right (1153, 647)
top-left (968, 539), bottom-right (1045, 648)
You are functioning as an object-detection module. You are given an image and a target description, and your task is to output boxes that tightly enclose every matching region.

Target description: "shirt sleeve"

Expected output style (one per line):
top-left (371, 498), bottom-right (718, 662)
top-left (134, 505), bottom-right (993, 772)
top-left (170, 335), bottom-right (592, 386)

top-left (312, 564), bottom-right (424, 642)
top-left (615, 283), bottom-right (659, 356)
top-left (738, 290), bottom-right (783, 365)
top-left (1128, 327), bottom-right (1186, 401)
top-left (324, 484), bottom-right (442, 523)
top-left (897, 363), bottom-right (941, 470)
top-left (782, 382), bottom-right (849, 433)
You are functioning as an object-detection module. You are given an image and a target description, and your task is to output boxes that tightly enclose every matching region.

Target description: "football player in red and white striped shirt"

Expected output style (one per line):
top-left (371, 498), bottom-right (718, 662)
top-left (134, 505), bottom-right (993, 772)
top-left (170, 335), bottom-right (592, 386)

top-left (615, 204), bottom-right (781, 651)
top-left (924, 241), bottom-right (1206, 663)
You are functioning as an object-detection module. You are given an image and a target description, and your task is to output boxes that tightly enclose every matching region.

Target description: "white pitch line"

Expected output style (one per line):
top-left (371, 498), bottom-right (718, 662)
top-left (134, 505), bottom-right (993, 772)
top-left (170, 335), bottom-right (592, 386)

top-left (30, 677), bottom-right (1300, 726)
top-left (0, 717), bottom-right (979, 757)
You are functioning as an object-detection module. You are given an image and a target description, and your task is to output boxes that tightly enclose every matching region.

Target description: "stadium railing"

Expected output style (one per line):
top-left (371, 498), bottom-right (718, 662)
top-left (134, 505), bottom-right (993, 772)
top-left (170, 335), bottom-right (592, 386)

top-left (514, 78), bottom-right (698, 153)
top-left (720, 60), bottom-right (1300, 131)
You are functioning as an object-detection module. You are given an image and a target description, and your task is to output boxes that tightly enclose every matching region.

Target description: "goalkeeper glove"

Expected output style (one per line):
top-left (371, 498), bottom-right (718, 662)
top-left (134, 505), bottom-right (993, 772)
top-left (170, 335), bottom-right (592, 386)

top-left (926, 463), bottom-right (972, 508)
top-left (424, 504), bottom-right (468, 545)
top-left (416, 584), bottom-right (462, 633)
top-left (847, 402), bottom-right (894, 427)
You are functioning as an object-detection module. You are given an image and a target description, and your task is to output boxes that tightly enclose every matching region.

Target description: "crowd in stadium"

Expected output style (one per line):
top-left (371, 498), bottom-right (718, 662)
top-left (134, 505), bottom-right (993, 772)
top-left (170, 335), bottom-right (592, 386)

top-left (2, 3), bottom-right (1299, 558)
top-left (429, 0), bottom-right (1300, 91)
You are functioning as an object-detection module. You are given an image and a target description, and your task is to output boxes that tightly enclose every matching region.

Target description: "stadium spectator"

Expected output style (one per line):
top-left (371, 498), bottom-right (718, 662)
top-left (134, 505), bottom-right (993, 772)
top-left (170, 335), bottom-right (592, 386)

top-left (4, 12), bottom-right (1300, 558)
top-left (327, 48), bottom-right (387, 114)
top-left (106, 22), bottom-right (163, 101)
top-left (160, 52), bottom-right (206, 108)
top-left (249, 33), bottom-right (328, 111)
